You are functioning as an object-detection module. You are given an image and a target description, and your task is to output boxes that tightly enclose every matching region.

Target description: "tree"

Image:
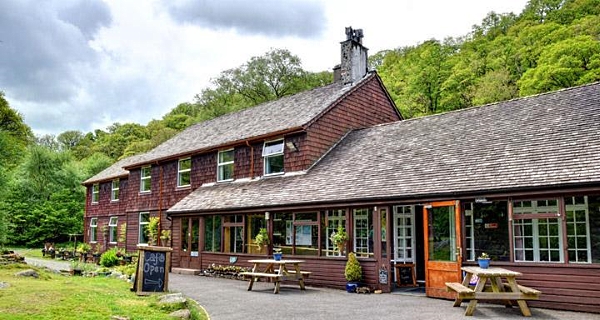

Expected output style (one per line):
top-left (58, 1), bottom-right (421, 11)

top-left (0, 92), bottom-right (33, 147)
top-left (518, 35), bottom-right (600, 95)
top-left (57, 130), bottom-right (84, 151)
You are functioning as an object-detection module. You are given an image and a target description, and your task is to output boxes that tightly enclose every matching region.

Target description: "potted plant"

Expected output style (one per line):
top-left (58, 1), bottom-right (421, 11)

top-left (76, 243), bottom-right (91, 262)
top-left (146, 217), bottom-right (160, 245)
top-left (273, 247), bottom-right (282, 261)
top-left (344, 252), bottom-right (362, 292)
top-left (478, 252), bottom-right (491, 269)
top-left (330, 224), bottom-right (348, 254)
top-left (254, 228), bottom-right (269, 252)
top-left (160, 230), bottom-right (171, 246)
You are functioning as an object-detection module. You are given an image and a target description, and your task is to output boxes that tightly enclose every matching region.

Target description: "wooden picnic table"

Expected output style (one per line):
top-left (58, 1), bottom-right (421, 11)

top-left (240, 259), bottom-right (310, 294)
top-left (446, 266), bottom-right (541, 316)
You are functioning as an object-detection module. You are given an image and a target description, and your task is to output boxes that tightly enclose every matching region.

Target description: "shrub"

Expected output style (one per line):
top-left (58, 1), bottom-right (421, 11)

top-left (99, 247), bottom-right (119, 268)
top-left (344, 252), bottom-right (362, 282)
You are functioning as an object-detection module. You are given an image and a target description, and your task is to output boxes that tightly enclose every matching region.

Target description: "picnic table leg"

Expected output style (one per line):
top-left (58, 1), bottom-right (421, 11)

top-left (465, 276), bottom-right (487, 316)
top-left (273, 279), bottom-right (280, 294)
top-left (293, 263), bottom-right (306, 290)
top-left (492, 277), bottom-right (513, 308)
top-left (507, 278), bottom-right (532, 316)
top-left (454, 273), bottom-right (474, 307)
top-left (247, 277), bottom-right (256, 291)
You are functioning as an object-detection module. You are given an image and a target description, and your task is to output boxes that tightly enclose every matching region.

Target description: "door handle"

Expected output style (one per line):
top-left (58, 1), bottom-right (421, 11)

top-left (456, 247), bottom-right (461, 257)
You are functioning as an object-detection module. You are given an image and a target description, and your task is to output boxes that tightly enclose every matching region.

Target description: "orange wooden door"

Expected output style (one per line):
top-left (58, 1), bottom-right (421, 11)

top-left (423, 201), bottom-right (462, 299)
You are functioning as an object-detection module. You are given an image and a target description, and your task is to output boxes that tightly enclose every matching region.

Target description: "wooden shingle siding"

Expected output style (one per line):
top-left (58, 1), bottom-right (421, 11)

top-left (507, 264), bottom-right (600, 313)
top-left (305, 76), bottom-right (400, 166)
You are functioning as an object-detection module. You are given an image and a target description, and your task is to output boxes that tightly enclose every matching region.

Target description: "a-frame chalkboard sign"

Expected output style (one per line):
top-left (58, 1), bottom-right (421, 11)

top-left (133, 245), bottom-right (173, 295)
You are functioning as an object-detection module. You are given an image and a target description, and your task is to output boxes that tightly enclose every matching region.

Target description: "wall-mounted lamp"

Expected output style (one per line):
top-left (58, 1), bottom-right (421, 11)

top-left (265, 211), bottom-right (270, 220)
top-left (285, 141), bottom-right (298, 152)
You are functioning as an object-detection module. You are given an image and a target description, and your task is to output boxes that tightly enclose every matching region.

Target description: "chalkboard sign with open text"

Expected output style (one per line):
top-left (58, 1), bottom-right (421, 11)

top-left (134, 245), bottom-right (172, 295)
top-left (395, 263), bottom-right (416, 287)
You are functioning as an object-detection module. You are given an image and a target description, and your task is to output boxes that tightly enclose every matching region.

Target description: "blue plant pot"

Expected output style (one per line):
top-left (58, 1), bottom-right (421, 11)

top-left (346, 282), bottom-right (358, 293)
top-left (478, 258), bottom-right (490, 269)
top-left (273, 253), bottom-right (282, 261)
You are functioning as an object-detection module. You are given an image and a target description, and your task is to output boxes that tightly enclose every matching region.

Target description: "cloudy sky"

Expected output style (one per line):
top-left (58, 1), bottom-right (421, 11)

top-left (0, 0), bottom-right (530, 136)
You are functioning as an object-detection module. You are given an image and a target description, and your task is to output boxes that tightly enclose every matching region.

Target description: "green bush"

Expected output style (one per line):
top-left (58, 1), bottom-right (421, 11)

top-left (344, 252), bottom-right (362, 282)
top-left (99, 248), bottom-right (119, 268)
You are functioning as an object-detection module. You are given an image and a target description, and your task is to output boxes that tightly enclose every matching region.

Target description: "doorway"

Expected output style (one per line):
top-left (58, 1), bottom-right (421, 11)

top-left (392, 205), bottom-right (425, 290)
top-left (423, 201), bottom-right (463, 299)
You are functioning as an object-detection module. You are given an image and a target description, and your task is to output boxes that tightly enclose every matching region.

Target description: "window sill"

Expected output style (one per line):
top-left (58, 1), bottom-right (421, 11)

top-left (176, 185), bottom-right (191, 190)
top-left (111, 199), bottom-right (119, 202)
top-left (139, 191), bottom-right (151, 195)
top-left (263, 172), bottom-right (285, 178)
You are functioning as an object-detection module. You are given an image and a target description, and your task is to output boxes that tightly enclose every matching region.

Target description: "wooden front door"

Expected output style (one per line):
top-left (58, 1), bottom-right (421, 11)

top-left (423, 201), bottom-right (462, 299)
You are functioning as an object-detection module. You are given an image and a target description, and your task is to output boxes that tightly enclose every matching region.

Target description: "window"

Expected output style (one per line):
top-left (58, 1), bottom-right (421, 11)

top-left (565, 196), bottom-right (592, 263)
top-left (263, 140), bottom-right (284, 175)
top-left (223, 215), bottom-right (244, 253)
top-left (139, 212), bottom-right (149, 244)
top-left (217, 149), bottom-right (234, 182)
top-left (90, 218), bottom-right (98, 243)
top-left (108, 216), bottom-right (118, 243)
top-left (111, 179), bottom-right (119, 201)
top-left (354, 208), bottom-right (373, 257)
top-left (273, 212), bottom-right (318, 256)
top-left (178, 158), bottom-right (191, 187)
top-left (393, 206), bottom-right (415, 262)
top-left (140, 166), bottom-right (151, 192)
top-left (92, 184), bottom-right (99, 203)
top-left (512, 199), bottom-right (563, 262)
top-left (325, 210), bottom-right (346, 257)
top-left (204, 216), bottom-right (222, 252)
top-left (464, 201), bottom-right (509, 261)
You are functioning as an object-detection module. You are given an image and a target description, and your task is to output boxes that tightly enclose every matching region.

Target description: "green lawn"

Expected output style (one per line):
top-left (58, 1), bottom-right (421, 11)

top-left (0, 256), bottom-right (207, 320)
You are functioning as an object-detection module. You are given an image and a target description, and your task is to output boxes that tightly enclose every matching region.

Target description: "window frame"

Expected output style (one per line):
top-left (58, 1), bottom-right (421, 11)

top-left (262, 139), bottom-right (284, 176)
top-left (111, 179), bottom-right (120, 201)
top-left (140, 166), bottom-right (151, 193)
top-left (177, 158), bottom-right (192, 187)
top-left (90, 218), bottom-right (98, 243)
top-left (138, 212), bottom-right (149, 245)
top-left (92, 184), bottom-right (99, 203)
top-left (217, 149), bottom-right (234, 182)
top-left (512, 199), bottom-right (563, 263)
top-left (108, 216), bottom-right (118, 244)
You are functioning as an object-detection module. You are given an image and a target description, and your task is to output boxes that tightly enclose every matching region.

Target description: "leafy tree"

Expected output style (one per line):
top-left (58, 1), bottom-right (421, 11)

top-left (80, 152), bottom-right (114, 177)
top-left (57, 130), bottom-right (84, 151)
top-left (518, 35), bottom-right (600, 95)
top-left (0, 92), bottom-right (33, 146)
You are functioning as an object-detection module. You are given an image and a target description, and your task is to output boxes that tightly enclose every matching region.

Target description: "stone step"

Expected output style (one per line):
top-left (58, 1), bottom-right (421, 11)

top-left (171, 267), bottom-right (200, 275)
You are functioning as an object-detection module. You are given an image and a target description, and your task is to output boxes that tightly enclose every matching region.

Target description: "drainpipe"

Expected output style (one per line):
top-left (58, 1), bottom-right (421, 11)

top-left (158, 161), bottom-right (163, 245)
top-left (245, 140), bottom-right (254, 179)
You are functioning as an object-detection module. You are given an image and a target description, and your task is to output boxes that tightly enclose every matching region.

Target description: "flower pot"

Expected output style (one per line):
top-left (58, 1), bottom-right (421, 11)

top-left (346, 282), bottom-right (359, 293)
top-left (273, 253), bottom-right (282, 261)
top-left (478, 258), bottom-right (491, 269)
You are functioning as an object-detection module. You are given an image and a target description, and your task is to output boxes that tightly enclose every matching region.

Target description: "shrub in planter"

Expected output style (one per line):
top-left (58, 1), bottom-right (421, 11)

top-left (99, 248), bottom-right (119, 268)
top-left (344, 252), bottom-right (362, 292)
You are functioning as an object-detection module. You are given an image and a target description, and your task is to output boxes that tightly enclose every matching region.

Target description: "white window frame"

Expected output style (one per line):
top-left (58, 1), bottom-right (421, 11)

top-left (178, 158), bottom-right (191, 187)
top-left (111, 179), bottom-right (119, 201)
top-left (139, 212), bottom-right (150, 244)
top-left (512, 199), bottom-right (563, 263)
top-left (262, 139), bottom-right (284, 176)
top-left (326, 210), bottom-right (346, 257)
top-left (565, 196), bottom-right (592, 263)
top-left (108, 216), bottom-right (118, 244)
top-left (217, 149), bottom-right (234, 182)
top-left (393, 205), bottom-right (416, 263)
top-left (92, 184), bottom-right (99, 203)
top-left (140, 166), bottom-right (151, 192)
top-left (353, 208), bottom-right (372, 257)
top-left (90, 218), bottom-right (98, 243)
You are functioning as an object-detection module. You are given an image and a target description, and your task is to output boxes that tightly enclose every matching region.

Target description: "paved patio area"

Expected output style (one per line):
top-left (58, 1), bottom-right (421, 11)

top-left (169, 273), bottom-right (599, 320)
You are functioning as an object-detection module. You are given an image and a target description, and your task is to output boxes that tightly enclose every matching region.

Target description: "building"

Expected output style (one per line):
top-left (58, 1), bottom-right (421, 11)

top-left (83, 29), bottom-right (600, 313)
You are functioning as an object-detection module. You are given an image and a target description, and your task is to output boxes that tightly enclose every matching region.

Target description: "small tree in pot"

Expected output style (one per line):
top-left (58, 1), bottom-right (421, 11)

top-left (344, 252), bottom-right (362, 292)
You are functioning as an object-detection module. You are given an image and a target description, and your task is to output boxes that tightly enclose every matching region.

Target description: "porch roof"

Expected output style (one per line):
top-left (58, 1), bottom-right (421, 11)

top-left (168, 82), bottom-right (600, 213)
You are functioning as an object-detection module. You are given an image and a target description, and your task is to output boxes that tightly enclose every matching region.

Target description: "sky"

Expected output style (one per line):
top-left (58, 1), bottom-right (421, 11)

top-left (0, 0), bottom-right (530, 136)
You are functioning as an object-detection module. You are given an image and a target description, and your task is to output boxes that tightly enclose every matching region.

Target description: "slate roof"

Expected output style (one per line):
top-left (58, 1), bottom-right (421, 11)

top-left (168, 82), bottom-right (600, 213)
top-left (82, 154), bottom-right (145, 185)
top-left (128, 74), bottom-right (377, 167)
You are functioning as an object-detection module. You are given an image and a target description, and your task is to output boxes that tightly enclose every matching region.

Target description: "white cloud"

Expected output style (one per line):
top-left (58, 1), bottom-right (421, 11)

top-left (0, 0), bottom-right (530, 136)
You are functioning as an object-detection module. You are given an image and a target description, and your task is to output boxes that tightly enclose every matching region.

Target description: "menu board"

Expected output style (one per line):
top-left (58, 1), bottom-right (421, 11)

top-left (134, 245), bottom-right (172, 295)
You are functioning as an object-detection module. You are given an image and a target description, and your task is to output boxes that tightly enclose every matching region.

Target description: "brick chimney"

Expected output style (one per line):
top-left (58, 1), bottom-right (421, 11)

top-left (333, 27), bottom-right (368, 84)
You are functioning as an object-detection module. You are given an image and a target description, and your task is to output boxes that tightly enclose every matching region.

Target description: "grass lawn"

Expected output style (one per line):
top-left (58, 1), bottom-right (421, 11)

top-left (0, 255), bottom-right (208, 320)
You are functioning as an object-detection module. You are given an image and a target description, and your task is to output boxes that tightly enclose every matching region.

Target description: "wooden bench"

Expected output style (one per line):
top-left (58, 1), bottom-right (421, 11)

top-left (446, 282), bottom-right (475, 295)
top-left (239, 272), bottom-right (283, 293)
top-left (285, 270), bottom-right (312, 278)
top-left (504, 283), bottom-right (541, 297)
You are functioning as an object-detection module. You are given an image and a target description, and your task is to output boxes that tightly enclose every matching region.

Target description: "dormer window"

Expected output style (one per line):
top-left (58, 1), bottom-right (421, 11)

top-left (217, 149), bottom-right (234, 182)
top-left (263, 140), bottom-right (284, 175)
top-left (111, 179), bottom-right (119, 201)
top-left (178, 158), bottom-right (191, 187)
top-left (92, 184), bottom-right (99, 203)
top-left (140, 166), bottom-right (151, 192)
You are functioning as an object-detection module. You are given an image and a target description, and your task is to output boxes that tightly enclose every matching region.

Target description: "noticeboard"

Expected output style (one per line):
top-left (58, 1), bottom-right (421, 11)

top-left (133, 245), bottom-right (172, 295)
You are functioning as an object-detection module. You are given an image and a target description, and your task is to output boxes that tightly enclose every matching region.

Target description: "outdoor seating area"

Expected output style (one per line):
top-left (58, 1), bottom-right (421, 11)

top-left (446, 266), bottom-right (541, 316)
top-left (240, 259), bottom-right (311, 294)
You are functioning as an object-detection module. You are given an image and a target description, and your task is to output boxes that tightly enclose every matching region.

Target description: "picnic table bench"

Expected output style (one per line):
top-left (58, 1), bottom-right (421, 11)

top-left (241, 259), bottom-right (308, 294)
